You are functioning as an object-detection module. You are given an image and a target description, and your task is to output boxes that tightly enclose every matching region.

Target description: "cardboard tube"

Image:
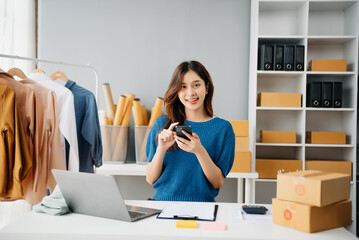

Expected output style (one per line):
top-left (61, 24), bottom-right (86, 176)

top-left (103, 117), bottom-right (111, 125)
top-left (102, 83), bottom-right (115, 123)
top-left (113, 95), bottom-right (127, 125)
top-left (121, 93), bottom-right (135, 126)
top-left (111, 126), bottom-right (128, 162)
top-left (102, 125), bottom-right (112, 161)
top-left (141, 106), bottom-right (148, 126)
top-left (133, 98), bottom-right (143, 126)
top-left (148, 97), bottom-right (164, 126)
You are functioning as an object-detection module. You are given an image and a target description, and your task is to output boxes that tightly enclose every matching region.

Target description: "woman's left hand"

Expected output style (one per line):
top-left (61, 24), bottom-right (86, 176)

top-left (174, 131), bottom-right (204, 155)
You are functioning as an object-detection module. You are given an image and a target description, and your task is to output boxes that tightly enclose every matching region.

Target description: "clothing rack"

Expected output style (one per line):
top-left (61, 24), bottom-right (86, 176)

top-left (0, 53), bottom-right (99, 101)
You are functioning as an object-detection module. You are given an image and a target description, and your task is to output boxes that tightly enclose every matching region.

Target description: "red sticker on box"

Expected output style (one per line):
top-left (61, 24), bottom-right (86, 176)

top-left (295, 184), bottom-right (305, 196)
top-left (283, 209), bottom-right (292, 220)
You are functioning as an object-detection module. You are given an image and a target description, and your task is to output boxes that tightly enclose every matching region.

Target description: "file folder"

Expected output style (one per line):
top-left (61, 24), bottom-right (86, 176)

top-left (295, 45), bottom-right (305, 71)
top-left (274, 45), bottom-right (284, 71)
top-left (258, 44), bottom-right (274, 71)
top-left (333, 82), bottom-right (343, 108)
top-left (307, 82), bottom-right (322, 107)
top-left (322, 82), bottom-right (333, 108)
top-left (284, 45), bottom-right (295, 71)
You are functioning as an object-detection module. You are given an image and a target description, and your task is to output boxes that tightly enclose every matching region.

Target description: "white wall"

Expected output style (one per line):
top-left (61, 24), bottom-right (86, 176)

top-left (37, 0), bottom-right (250, 202)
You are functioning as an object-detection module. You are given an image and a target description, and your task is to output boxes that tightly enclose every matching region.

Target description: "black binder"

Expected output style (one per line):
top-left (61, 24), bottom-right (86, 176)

top-left (295, 45), bottom-right (305, 71)
top-left (333, 82), bottom-right (343, 108)
top-left (258, 44), bottom-right (274, 70)
top-left (274, 45), bottom-right (284, 71)
top-left (322, 82), bottom-right (333, 108)
top-left (284, 45), bottom-right (295, 71)
top-left (307, 82), bottom-right (322, 107)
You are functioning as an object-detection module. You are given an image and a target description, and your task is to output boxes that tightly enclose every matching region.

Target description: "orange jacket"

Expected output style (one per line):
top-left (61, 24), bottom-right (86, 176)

top-left (0, 82), bottom-right (32, 198)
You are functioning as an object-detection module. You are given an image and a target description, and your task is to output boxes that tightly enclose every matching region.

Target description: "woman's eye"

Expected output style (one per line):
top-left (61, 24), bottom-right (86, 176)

top-left (182, 85), bottom-right (186, 89)
top-left (194, 84), bottom-right (200, 88)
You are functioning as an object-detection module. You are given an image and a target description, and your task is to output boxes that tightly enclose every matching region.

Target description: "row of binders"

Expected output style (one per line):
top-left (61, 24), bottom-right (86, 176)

top-left (102, 83), bottom-right (164, 126)
top-left (258, 44), bottom-right (305, 71)
top-left (307, 82), bottom-right (342, 108)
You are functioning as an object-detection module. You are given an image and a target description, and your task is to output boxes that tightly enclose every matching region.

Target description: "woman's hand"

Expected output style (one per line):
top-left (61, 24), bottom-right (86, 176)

top-left (157, 122), bottom-right (179, 151)
top-left (174, 131), bottom-right (204, 155)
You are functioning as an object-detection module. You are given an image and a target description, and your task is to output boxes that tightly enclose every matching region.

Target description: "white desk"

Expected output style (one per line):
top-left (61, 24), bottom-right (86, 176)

top-left (0, 200), bottom-right (357, 240)
top-left (96, 163), bottom-right (258, 203)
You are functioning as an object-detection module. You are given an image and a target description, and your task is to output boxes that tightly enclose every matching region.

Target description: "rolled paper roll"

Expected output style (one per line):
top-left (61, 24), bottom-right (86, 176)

top-left (133, 98), bottom-right (143, 126)
top-left (111, 126), bottom-right (128, 162)
top-left (148, 97), bottom-right (164, 126)
top-left (141, 106), bottom-right (149, 126)
top-left (103, 117), bottom-right (111, 125)
top-left (113, 95), bottom-right (127, 125)
top-left (121, 93), bottom-right (135, 126)
top-left (102, 125), bottom-right (112, 161)
top-left (102, 83), bottom-right (115, 123)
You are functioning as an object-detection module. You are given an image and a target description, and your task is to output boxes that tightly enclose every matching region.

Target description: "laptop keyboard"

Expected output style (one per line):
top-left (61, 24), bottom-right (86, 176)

top-left (128, 211), bottom-right (146, 219)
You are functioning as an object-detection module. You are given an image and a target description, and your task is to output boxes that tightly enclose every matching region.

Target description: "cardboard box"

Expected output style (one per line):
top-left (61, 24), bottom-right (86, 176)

top-left (306, 131), bottom-right (346, 144)
top-left (305, 160), bottom-right (353, 180)
top-left (257, 92), bottom-right (302, 107)
top-left (255, 159), bottom-right (302, 179)
top-left (272, 198), bottom-right (351, 233)
top-left (235, 137), bottom-right (249, 152)
top-left (229, 120), bottom-right (248, 137)
top-left (260, 130), bottom-right (296, 144)
top-left (277, 170), bottom-right (350, 207)
top-left (230, 152), bottom-right (251, 173)
top-left (308, 59), bottom-right (347, 72)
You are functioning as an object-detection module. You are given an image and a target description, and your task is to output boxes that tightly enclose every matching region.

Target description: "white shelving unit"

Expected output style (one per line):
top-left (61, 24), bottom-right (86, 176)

top-left (249, 0), bottom-right (358, 234)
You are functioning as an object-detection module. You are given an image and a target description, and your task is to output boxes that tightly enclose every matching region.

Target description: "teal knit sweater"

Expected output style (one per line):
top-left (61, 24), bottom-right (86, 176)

top-left (146, 116), bottom-right (235, 202)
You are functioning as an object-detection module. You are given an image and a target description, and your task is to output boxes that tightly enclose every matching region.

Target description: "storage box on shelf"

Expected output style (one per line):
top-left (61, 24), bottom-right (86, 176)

top-left (249, 0), bottom-right (357, 234)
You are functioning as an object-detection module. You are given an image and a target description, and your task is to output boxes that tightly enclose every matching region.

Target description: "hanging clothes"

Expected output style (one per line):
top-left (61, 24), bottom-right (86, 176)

top-left (65, 80), bottom-right (103, 173)
top-left (28, 72), bottom-right (80, 172)
top-left (20, 79), bottom-right (65, 204)
top-left (0, 82), bottom-right (32, 199)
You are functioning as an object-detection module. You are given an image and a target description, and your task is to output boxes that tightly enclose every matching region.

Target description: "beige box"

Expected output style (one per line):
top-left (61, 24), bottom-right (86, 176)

top-left (255, 159), bottom-right (302, 179)
top-left (277, 170), bottom-right (350, 207)
top-left (257, 92), bottom-right (302, 108)
top-left (260, 130), bottom-right (296, 144)
top-left (235, 137), bottom-right (249, 152)
top-left (230, 152), bottom-right (251, 173)
top-left (229, 120), bottom-right (248, 137)
top-left (306, 131), bottom-right (346, 144)
top-left (308, 59), bottom-right (347, 72)
top-left (305, 160), bottom-right (353, 180)
top-left (272, 198), bottom-right (351, 233)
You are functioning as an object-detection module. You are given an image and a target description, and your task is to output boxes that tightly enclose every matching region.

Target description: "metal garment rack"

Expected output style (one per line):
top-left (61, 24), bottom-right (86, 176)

top-left (0, 53), bottom-right (99, 101)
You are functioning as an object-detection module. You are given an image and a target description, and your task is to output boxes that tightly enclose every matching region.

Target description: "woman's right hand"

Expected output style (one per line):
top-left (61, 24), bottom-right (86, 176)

top-left (157, 122), bottom-right (179, 151)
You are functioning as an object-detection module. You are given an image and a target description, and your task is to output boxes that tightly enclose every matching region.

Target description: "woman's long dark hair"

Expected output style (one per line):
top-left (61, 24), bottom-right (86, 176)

top-left (160, 60), bottom-right (214, 150)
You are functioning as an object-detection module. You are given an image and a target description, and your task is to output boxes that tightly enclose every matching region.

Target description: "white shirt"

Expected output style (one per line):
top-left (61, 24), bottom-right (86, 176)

top-left (28, 72), bottom-right (79, 172)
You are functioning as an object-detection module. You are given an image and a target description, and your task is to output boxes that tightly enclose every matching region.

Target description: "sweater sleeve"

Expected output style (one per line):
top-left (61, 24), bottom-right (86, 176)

top-left (215, 122), bottom-right (235, 177)
top-left (146, 117), bottom-right (164, 162)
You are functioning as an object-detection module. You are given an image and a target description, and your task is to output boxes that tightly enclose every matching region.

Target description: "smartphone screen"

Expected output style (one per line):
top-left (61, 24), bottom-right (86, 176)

top-left (175, 126), bottom-right (192, 141)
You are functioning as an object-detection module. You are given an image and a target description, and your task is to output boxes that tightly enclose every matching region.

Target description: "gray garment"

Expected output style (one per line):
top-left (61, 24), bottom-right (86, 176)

top-left (33, 185), bottom-right (69, 216)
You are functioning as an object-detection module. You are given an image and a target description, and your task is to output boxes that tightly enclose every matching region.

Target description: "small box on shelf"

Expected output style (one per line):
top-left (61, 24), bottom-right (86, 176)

top-left (306, 131), bottom-right (346, 144)
top-left (257, 92), bottom-right (302, 107)
top-left (308, 59), bottom-right (347, 72)
top-left (260, 130), bottom-right (296, 144)
top-left (255, 159), bottom-right (302, 179)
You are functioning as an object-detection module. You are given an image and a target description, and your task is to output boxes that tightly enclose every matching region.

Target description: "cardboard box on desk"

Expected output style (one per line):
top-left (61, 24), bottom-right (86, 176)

top-left (277, 170), bottom-right (350, 207)
top-left (305, 160), bottom-right (353, 180)
top-left (230, 152), bottom-right (251, 173)
top-left (235, 137), bottom-right (249, 152)
top-left (260, 130), bottom-right (296, 144)
top-left (306, 131), bottom-right (346, 144)
top-left (257, 92), bottom-right (302, 107)
top-left (255, 159), bottom-right (302, 179)
top-left (272, 198), bottom-right (351, 233)
top-left (308, 59), bottom-right (347, 72)
top-left (229, 120), bottom-right (248, 137)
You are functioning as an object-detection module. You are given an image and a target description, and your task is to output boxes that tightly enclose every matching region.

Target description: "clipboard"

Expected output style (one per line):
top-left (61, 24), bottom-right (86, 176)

top-left (157, 202), bottom-right (218, 221)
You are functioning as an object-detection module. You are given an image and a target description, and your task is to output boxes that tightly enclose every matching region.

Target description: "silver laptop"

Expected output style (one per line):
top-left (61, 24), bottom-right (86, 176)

top-left (52, 169), bottom-right (161, 222)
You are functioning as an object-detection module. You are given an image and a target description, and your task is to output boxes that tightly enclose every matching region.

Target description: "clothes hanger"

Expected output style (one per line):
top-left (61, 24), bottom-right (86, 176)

top-left (32, 69), bottom-right (45, 73)
top-left (7, 67), bottom-right (27, 79)
top-left (50, 71), bottom-right (68, 82)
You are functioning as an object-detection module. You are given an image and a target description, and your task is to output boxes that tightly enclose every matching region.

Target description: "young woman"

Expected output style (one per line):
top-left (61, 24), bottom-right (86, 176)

top-left (146, 61), bottom-right (235, 202)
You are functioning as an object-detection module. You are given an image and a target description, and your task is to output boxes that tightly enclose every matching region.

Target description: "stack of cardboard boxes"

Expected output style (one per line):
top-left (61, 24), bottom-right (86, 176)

top-left (272, 170), bottom-right (352, 233)
top-left (229, 120), bottom-right (251, 173)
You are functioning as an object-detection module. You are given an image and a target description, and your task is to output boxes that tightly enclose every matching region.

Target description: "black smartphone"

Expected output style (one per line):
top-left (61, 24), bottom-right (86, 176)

top-left (175, 126), bottom-right (192, 141)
